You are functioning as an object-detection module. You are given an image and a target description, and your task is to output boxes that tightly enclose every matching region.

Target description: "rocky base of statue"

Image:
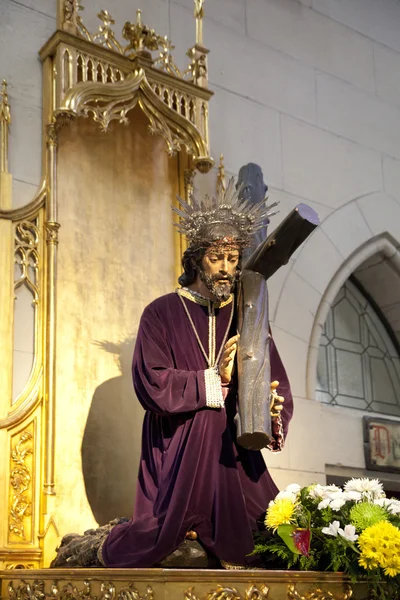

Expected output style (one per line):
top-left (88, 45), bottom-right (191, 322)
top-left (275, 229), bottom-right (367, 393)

top-left (157, 540), bottom-right (218, 568)
top-left (50, 518), bottom-right (129, 568)
top-left (50, 520), bottom-right (220, 569)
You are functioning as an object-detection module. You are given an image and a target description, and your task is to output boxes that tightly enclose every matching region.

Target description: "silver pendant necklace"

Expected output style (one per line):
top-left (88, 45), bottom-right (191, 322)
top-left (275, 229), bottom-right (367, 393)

top-left (176, 288), bottom-right (234, 369)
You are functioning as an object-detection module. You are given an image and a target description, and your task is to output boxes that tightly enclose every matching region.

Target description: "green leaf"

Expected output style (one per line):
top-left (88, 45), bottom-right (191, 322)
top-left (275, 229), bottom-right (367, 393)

top-left (277, 524), bottom-right (301, 554)
top-left (248, 543), bottom-right (269, 556)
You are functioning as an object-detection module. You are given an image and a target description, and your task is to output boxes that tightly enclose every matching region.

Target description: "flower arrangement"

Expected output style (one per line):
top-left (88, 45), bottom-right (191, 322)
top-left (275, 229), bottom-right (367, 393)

top-left (253, 478), bottom-right (400, 599)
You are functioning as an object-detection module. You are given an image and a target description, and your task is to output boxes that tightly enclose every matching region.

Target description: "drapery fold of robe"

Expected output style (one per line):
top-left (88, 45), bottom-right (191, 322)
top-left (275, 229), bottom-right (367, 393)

top-left (102, 292), bottom-right (293, 567)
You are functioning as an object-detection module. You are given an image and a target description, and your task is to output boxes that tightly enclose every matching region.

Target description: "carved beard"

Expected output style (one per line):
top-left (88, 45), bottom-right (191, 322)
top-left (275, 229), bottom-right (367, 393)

top-left (198, 270), bottom-right (236, 301)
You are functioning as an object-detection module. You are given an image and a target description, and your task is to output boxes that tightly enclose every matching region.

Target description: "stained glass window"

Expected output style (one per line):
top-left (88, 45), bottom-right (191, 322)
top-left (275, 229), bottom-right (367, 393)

top-left (316, 279), bottom-right (400, 416)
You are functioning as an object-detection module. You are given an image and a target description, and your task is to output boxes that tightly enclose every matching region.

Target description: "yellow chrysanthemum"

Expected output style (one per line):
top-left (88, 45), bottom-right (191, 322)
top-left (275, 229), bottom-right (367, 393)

top-left (358, 521), bottom-right (400, 577)
top-left (265, 498), bottom-right (297, 531)
top-left (359, 554), bottom-right (379, 570)
top-left (385, 566), bottom-right (400, 578)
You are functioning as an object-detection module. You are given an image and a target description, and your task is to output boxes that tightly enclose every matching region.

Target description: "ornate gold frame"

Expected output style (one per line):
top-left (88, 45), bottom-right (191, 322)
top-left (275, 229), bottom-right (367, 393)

top-left (0, 1), bottom-right (213, 569)
top-left (0, 566), bottom-right (368, 599)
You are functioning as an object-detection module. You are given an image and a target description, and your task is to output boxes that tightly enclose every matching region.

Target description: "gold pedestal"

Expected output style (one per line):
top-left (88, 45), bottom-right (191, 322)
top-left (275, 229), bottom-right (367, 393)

top-left (0, 568), bottom-right (369, 600)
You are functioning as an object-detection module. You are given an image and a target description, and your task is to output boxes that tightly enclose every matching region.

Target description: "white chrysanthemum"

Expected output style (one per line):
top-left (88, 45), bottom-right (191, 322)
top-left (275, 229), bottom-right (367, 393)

top-left (338, 524), bottom-right (358, 542)
top-left (276, 483), bottom-right (301, 502)
top-left (322, 521), bottom-right (340, 537)
top-left (309, 484), bottom-right (341, 501)
top-left (375, 498), bottom-right (390, 507)
top-left (330, 497), bottom-right (346, 511)
top-left (343, 490), bottom-right (362, 502)
top-left (375, 497), bottom-right (400, 515)
top-left (344, 478), bottom-right (384, 500)
top-left (275, 489), bottom-right (298, 502)
top-left (284, 483), bottom-right (301, 494)
top-left (318, 498), bottom-right (331, 510)
top-left (326, 490), bottom-right (345, 500)
top-left (307, 484), bottom-right (319, 500)
top-left (388, 500), bottom-right (400, 515)
top-left (317, 489), bottom-right (349, 511)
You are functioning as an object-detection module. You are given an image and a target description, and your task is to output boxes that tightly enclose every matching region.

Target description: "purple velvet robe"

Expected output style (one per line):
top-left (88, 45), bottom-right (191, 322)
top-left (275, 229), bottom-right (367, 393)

top-left (102, 292), bottom-right (293, 567)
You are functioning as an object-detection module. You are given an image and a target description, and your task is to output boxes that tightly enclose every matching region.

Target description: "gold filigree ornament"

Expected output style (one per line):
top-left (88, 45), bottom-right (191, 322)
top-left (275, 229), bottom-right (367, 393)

top-left (118, 583), bottom-right (154, 600)
top-left (56, 69), bottom-right (210, 162)
top-left (14, 220), bottom-right (40, 302)
top-left (9, 431), bottom-right (33, 540)
top-left (67, 3), bottom-right (185, 80)
top-left (8, 580), bottom-right (45, 600)
top-left (93, 10), bottom-right (124, 54)
top-left (184, 585), bottom-right (270, 600)
top-left (287, 584), bottom-right (353, 600)
top-left (6, 581), bottom-right (155, 600)
top-left (49, 580), bottom-right (91, 600)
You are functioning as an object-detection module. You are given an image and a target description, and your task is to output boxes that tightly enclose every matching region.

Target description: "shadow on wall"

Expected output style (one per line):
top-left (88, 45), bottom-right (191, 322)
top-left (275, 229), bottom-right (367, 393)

top-left (81, 336), bottom-right (144, 525)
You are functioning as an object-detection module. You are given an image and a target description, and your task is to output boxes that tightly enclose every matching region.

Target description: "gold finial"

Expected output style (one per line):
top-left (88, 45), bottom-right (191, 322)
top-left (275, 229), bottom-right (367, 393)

top-left (123, 9), bottom-right (173, 58)
top-left (194, 0), bottom-right (204, 46)
top-left (184, 169), bottom-right (196, 201)
top-left (61, 0), bottom-right (84, 33)
top-left (216, 153), bottom-right (226, 195)
top-left (194, 0), bottom-right (204, 19)
top-left (0, 80), bottom-right (11, 125)
top-left (0, 79), bottom-right (11, 173)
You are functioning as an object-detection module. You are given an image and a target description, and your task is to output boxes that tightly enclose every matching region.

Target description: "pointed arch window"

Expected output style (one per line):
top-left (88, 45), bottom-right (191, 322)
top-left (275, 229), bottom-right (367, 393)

top-left (316, 279), bottom-right (400, 416)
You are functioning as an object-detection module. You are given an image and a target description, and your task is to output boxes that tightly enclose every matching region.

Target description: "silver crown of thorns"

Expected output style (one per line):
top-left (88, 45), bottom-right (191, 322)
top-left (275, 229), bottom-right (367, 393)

top-left (172, 177), bottom-right (278, 246)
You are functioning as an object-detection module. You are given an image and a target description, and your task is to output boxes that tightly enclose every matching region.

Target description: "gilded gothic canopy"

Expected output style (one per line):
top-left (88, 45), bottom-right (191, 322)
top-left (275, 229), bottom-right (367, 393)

top-left (40, 1), bottom-right (214, 172)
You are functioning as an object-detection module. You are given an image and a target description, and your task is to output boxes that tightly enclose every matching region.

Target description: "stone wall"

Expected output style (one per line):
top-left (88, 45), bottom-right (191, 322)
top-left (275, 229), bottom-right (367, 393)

top-left (2, 0), bottom-right (400, 507)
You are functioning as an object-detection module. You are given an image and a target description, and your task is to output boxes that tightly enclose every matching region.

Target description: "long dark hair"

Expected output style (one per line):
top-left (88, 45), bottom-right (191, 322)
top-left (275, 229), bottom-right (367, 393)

top-left (178, 246), bottom-right (205, 286)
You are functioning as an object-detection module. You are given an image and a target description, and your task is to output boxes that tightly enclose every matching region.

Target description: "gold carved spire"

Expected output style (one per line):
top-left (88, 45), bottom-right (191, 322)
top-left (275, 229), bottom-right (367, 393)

top-left (0, 80), bottom-right (11, 173)
top-left (216, 153), bottom-right (226, 195)
top-left (187, 0), bottom-right (208, 88)
top-left (194, 0), bottom-right (204, 46)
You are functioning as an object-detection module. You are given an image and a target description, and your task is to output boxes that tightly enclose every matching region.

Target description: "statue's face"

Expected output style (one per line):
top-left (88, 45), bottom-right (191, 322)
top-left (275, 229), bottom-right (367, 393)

top-left (198, 245), bottom-right (240, 301)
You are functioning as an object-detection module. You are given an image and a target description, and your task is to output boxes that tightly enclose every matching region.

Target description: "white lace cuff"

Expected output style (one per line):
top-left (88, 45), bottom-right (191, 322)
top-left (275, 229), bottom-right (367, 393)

top-left (204, 368), bottom-right (224, 408)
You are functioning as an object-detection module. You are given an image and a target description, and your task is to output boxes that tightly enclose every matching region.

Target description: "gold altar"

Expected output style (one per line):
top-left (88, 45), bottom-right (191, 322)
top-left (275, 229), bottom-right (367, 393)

top-left (0, 568), bottom-right (369, 600)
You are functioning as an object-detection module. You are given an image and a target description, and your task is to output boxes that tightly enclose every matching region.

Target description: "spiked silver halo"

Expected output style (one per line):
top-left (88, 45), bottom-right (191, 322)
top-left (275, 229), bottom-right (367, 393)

top-left (172, 177), bottom-right (278, 247)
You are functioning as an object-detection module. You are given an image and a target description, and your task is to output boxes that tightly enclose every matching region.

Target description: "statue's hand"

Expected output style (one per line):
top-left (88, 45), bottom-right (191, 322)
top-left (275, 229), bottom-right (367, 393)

top-left (270, 380), bottom-right (284, 417)
top-left (219, 334), bottom-right (239, 384)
